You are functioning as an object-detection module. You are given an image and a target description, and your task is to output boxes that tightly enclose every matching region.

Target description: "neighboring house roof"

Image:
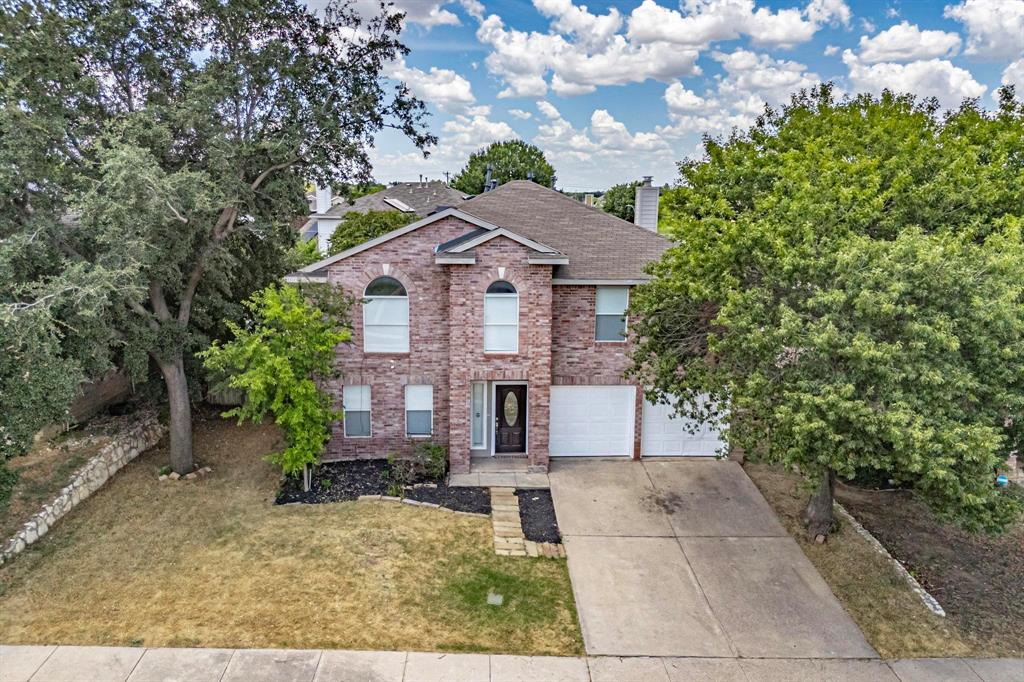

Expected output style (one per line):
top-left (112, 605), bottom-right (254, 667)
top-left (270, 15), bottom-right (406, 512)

top-left (325, 181), bottom-right (470, 218)
top-left (288, 181), bottom-right (670, 283)
top-left (453, 181), bottom-right (670, 281)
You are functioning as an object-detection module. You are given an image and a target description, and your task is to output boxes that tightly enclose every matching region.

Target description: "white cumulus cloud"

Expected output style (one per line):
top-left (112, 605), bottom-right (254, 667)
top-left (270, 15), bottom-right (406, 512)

top-left (627, 0), bottom-right (850, 50)
top-left (857, 21), bottom-right (962, 63)
top-left (842, 50), bottom-right (988, 107)
top-left (386, 59), bottom-right (476, 114)
top-left (1003, 58), bottom-right (1024, 87)
top-left (944, 0), bottom-right (1024, 60)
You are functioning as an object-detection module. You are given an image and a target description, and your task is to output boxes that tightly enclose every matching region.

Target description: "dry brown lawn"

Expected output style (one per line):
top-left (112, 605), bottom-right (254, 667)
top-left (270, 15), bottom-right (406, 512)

top-left (0, 412), bottom-right (582, 655)
top-left (746, 463), bottom-right (1021, 659)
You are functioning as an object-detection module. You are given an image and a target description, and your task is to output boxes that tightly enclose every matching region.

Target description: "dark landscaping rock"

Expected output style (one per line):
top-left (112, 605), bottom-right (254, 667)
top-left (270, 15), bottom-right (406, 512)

top-left (516, 489), bottom-right (561, 543)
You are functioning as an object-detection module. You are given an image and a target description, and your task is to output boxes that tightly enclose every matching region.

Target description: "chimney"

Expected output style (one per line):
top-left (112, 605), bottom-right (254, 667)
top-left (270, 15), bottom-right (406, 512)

top-left (633, 176), bottom-right (659, 231)
top-left (584, 193), bottom-right (594, 207)
top-left (315, 184), bottom-right (332, 214)
top-left (484, 164), bottom-right (493, 192)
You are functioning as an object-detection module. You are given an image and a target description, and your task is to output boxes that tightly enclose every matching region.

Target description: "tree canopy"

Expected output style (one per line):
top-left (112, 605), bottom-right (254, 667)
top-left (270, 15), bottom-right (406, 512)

top-left (630, 86), bottom-right (1024, 538)
top-left (0, 0), bottom-right (433, 474)
top-left (327, 210), bottom-right (418, 256)
top-left (601, 181), bottom-right (640, 222)
top-left (451, 140), bottom-right (556, 194)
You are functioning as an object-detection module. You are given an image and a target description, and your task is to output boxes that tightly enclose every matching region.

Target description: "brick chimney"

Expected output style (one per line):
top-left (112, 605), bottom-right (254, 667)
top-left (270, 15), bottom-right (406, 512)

top-left (633, 176), bottom-right (659, 231)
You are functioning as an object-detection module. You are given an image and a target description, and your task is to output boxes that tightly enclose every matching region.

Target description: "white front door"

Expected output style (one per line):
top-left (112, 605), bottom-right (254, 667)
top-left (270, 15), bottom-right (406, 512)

top-left (549, 385), bottom-right (636, 457)
top-left (641, 397), bottom-right (726, 456)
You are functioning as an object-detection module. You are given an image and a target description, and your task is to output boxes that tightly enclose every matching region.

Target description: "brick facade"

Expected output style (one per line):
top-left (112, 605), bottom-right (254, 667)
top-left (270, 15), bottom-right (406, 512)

top-left (323, 217), bottom-right (640, 470)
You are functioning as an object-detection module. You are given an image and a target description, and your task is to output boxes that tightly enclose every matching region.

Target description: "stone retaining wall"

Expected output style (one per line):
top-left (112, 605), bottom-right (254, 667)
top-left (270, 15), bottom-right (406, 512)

top-left (1, 412), bottom-right (165, 565)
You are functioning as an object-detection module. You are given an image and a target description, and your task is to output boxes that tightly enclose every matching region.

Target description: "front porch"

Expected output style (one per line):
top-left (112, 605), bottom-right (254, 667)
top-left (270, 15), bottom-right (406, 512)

top-left (449, 455), bottom-right (551, 488)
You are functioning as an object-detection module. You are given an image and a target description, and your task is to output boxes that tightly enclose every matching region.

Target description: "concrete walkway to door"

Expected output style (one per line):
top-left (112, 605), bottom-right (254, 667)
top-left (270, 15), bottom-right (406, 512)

top-left (549, 459), bottom-right (877, 659)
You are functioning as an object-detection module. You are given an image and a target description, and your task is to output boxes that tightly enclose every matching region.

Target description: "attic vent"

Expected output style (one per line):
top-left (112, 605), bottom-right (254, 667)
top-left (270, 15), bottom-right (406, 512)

top-left (383, 197), bottom-right (415, 213)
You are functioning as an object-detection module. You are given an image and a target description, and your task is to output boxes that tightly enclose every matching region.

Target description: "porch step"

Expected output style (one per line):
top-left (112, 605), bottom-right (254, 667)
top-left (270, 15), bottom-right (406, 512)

top-left (448, 472), bottom-right (551, 489)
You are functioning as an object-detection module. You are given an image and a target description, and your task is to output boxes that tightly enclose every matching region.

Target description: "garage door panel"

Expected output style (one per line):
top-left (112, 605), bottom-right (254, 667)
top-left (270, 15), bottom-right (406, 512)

top-left (550, 385), bottom-right (635, 457)
top-left (641, 397), bottom-right (726, 457)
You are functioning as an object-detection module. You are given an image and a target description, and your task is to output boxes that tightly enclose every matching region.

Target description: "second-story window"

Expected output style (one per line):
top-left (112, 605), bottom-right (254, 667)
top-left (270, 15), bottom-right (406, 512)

top-left (595, 286), bottom-right (628, 341)
top-left (364, 276), bottom-right (409, 353)
top-left (484, 281), bottom-right (518, 353)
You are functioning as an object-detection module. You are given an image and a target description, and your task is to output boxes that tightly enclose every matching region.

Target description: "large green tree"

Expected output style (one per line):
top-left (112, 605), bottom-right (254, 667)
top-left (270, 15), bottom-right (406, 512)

top-left (630, 86), bottom-right (1024, 539)
top-left (0, 0), bottom-right (433, 474)
top-left (327, 210), bottom-right (417, 255)
top-left (451, 140), bottom-right (555, 194)
top-left (600, 181), bottom-right (640, 222)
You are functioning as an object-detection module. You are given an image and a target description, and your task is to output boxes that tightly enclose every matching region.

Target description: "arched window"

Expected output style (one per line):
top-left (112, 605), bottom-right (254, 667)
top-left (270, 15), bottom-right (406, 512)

top-left (364, 276), bottom-right (408, 352)
top-left (484, 281), bottom-right (518, 353)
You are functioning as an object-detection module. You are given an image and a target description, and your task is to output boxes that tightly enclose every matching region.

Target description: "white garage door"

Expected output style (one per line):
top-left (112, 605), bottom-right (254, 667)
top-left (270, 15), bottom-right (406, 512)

top-left (549, 385), bottom-right (636, 457)
top-left (641, 398), bottom-right (726, 456)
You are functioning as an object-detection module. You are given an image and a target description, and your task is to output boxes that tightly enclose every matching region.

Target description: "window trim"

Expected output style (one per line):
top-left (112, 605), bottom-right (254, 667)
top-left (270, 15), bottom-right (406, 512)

top-left (595, 286), bottom-right (629, 343)
top-left (405, 384), bottom-right (434, 438)
top-left (363, 277), bottom-right (410, 354)
top-left (484, 282), bottom-right (520, 354)
top-left (342, 385), bottom-right (372, 438)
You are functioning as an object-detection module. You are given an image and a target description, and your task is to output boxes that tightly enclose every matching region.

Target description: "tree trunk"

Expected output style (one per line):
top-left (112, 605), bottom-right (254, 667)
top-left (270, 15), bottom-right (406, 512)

top-left (801, 468), bottom-right (835, 541)
top-left (158, 354), bottom-right (194, 475)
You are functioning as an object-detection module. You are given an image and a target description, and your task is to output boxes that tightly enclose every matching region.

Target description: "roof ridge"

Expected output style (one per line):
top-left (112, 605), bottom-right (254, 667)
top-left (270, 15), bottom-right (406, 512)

top-left (470, 180), bottom-right (669, 242)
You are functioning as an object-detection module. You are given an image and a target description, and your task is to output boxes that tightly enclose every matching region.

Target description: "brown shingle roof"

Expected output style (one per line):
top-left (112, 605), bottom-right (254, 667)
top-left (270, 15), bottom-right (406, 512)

top-left (326, 181), bottom-right (469, 217)
top-left (455, 180), bottom-right (670, 280)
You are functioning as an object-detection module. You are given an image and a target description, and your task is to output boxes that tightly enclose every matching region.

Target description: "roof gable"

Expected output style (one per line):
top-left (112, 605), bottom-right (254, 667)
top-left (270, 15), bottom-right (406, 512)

top-left (298, 208), bottom-right (500, 273)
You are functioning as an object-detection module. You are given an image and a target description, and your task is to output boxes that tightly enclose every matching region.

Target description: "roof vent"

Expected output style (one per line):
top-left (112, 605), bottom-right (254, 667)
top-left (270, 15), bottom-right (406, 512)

top-left (634, 176), bottom-right (659, 231)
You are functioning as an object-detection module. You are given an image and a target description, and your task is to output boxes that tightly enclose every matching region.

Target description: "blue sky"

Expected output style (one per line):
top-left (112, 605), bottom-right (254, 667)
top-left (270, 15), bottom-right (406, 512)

top-left (335, 1), bottom-right (1023, 190)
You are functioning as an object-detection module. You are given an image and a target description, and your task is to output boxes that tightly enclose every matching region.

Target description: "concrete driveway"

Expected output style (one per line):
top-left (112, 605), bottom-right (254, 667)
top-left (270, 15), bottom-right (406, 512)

top-left (549, 458), bottom-right (877, 659)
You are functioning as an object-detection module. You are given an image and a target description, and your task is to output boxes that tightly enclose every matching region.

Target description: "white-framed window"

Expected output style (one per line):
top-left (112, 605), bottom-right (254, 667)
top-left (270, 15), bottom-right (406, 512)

top-left (405, 384), bottom-right (433, 437)
top-left (484, 281), bottom-right (518, 353)
top-left (471, 381), bottom-right (487, 449)
top-left (595, 287), bottom-right (629, 341)
top-left (343, 385), bottom-right (371, 437)
top-left (364, 276), bottom-right (409, 353)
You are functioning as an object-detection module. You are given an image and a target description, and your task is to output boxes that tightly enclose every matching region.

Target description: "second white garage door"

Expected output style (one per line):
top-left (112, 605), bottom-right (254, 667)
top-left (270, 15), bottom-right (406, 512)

top-left (549, 385), bottom-right (636, 457)
top-left (641, 398), bottom-right (726, 456)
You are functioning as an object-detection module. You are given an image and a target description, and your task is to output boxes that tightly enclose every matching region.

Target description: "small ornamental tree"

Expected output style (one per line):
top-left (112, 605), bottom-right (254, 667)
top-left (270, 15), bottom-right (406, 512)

top-left (200, 285), bottom-right (350, 487)
top-left (451, 140), bottom-right (556, 194)
top-left (630, 86), bottom-right (1024, 539)
top-left (327, 210), bottom-right (418, 255)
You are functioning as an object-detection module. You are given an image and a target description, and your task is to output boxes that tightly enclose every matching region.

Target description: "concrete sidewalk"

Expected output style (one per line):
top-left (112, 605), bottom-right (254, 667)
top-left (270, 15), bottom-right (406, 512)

top-left (2, 645), bottom-right (1022, 682)
top-left (549, 459), bottom-right (876, 659)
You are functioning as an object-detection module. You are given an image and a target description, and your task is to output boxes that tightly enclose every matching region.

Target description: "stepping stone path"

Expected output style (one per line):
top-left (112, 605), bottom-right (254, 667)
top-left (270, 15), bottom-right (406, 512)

top-left (489, 487), bottom-right (565, 558)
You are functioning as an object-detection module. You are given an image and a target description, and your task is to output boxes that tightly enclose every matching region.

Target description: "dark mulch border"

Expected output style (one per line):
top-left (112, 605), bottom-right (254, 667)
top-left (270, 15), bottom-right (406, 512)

top-left (516, 489), bottom-right (561, 543)
top-left (275, 459), bottom-right (490, 514)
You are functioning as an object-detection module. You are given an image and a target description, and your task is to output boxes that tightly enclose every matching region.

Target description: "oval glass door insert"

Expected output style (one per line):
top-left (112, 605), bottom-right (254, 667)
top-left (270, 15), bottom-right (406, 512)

top-left (503, 391), bottom-right (519, 426)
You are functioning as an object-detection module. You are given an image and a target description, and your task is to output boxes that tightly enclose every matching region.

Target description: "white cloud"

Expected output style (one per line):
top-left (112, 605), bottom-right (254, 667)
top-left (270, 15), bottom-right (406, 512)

top-left (944, 0), bottom-right (1024, 60)
top-left (347, 0), bottom-right (460, 27)
top-left (531, 101), bottom-right (675, 186)
top-left (860, 18), bottom-right (877, 33)
top-left (842, 50), bottom-right (988, 107)
top-left (476, 13), bottom-right (701, 99)
top-left (857, 22), bottom-right (962, 63)
top-left (664, 83), bottom-right (710, 113)
top-left (627, 0), bottom-right (850, 50)
top-left (1003, 58), bottom-right (1024, 87)
top-left (824, 44), bottom-right (840, 56)
top-left (508, 108), bottom-right (533, 120)
top-left (458, 0), bottom-right (485, 20)
top-left (386, 58), bottom-right (476, 114)
top-left (441, 113), bottom-right (517, 154)
top-left (659, 48), bottom-right (821, 141)
top-left (533, 0), bottom-right (623, 49)
top-left (714, 49), bottom-right (821, 104)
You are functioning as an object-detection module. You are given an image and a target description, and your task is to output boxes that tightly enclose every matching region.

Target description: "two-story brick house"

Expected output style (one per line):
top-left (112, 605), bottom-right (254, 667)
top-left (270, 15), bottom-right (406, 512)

top-left (290, 180), bottom-right (725, 474)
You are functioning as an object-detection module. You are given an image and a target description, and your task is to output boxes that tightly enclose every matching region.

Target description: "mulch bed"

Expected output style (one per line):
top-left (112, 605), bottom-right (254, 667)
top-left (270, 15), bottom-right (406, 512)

top-left (276, 459), bottom-right (490, 514)
top-left (516, 489), bottom-right (561, 543)
top-left (836, 482), bottom-right (1024, 653)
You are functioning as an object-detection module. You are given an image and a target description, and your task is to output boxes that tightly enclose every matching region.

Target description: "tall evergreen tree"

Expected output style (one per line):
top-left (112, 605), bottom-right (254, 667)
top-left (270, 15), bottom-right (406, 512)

top-left (451, 140), bottom-right (555, 194)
